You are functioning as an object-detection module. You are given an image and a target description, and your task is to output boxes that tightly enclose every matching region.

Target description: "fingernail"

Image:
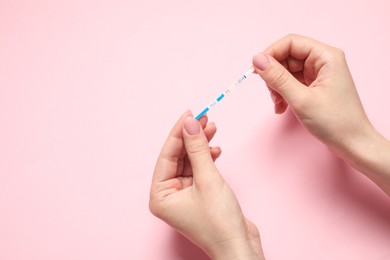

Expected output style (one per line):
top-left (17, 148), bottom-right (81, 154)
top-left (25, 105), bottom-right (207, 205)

top-left (184, 116), bottom-right (200, 135)
top-left (253, 53), bottom-right (270, 71)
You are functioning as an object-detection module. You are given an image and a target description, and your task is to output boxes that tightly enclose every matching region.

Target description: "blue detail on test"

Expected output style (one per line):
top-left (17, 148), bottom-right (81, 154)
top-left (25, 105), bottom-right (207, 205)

top-left (195, 107), bottom-right (209, 120)
top-left (194, 67), bottom-right (254, 121)
top-left (216, 93), bottom-right (225, 101)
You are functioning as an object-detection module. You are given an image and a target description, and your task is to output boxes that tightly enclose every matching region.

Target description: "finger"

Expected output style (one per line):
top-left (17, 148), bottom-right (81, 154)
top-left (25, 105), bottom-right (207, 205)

top-left (263, 34), bottom-right (329, 62)
top-left (181, 154), bottom-right (193, 177)
top-left (204, 122), bottom-right (217, 142)
top-left (153, 110), bottom-right (191, 183)
top-left (280, 59), bottom-right (288, 70)
top-left (210, 146), bottom-right (222, 162)
top-left (182, 116), bottom-right (221, 184)
top-left (286, 56), bottom-right (305, 73)
top-left (269, 88), bottom-right (284, 105)
top-left (270, 89), bottom-right (288, 114)
top-left (291, 71), bottom-right (307, 85)
top-left (180, 123), bottom-right (218, 177)
top-left (198, 114), bottom-right (208, 129)
top-left (253, 54), bottom-right (307, 106)
top-left (263, 34), bottom-right (332, 83)
top-left (275, 99), bottom-right (288, 114)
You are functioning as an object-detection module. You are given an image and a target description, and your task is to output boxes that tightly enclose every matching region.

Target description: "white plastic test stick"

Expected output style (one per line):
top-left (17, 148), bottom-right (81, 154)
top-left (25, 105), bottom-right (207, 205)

top-left (195, 67), bottom-right (255, 120)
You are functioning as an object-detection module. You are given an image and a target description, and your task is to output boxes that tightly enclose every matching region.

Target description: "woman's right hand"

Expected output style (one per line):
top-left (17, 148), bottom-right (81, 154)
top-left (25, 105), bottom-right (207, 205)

top-left (252, 34), bottom-right (373, 154)
top-left (252, 34), bottom-right (390, 196)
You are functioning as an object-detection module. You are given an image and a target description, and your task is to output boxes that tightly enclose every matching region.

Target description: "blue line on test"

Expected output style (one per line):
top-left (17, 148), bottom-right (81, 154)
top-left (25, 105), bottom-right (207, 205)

top-left (194, 67), bottom-right (254, 121)
top-left (195, 107), bottom-right (209, 120)
top-left (217, 93), bottom-right (225, 101)
top-left (195, 94), bottom-right (225, 120)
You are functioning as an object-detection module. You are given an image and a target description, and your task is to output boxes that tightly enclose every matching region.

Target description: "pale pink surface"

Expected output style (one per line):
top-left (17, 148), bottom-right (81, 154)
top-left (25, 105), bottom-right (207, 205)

top-left (1, 0), bottom-right (390, 259)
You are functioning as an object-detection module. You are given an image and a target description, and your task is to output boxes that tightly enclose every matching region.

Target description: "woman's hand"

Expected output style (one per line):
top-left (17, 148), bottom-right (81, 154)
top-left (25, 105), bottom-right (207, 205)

top-left (253, 34), bottom-right (390, 196)
top-left (149, 111), bottom-right (265, 260)
top-left (253, 34), bottom-right (372, 151)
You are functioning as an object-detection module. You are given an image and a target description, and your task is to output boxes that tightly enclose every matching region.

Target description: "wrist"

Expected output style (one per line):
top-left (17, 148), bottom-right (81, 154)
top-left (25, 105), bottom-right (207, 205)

top-left (330, 124), bottom-right (390, 195)
top-left (208, 238), bottom-right (265, 260)
top-left (328, 120), bottom-right (376, 163)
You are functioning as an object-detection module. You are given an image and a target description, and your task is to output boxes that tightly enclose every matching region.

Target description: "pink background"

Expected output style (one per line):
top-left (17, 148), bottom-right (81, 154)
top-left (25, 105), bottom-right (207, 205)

top-left (1, 0), bottom-right (390, 259)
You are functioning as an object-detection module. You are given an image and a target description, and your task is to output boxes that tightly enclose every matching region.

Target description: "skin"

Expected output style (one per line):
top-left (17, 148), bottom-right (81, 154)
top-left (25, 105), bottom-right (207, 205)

top-left (149, 111), bottom-right (264, 260)
top-left (253, 34), bottom-right (390, 196)
top-left (150, 34), bottom-right (390, 259)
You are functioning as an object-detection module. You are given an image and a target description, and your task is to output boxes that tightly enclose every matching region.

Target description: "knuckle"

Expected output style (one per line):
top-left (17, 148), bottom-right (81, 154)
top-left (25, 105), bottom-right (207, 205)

top-left (284, 33), bottom-right (303, 43)
top-left (149, 199), bottom-right (161, 218)
top-left (286, 33), bottom-right (299, 39)
top-left (186, 141), bottom-right (206, 156)
top-left (333, 47), bottom-right (345, 58)
top-left (269, 69), bottom-right (289, 90)
top-left (335, 47), bottom-right (345, 55)
top-left (328, 47), bottom-right (347, 64)
top-left (329, 47), bottom-right (345, 58)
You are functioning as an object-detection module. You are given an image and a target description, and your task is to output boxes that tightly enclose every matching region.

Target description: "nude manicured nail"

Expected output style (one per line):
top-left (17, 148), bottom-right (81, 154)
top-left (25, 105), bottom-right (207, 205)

top-left (184, 117), bottom-right (200, 135)
top-left (253, 53), bottom-right (270, 71)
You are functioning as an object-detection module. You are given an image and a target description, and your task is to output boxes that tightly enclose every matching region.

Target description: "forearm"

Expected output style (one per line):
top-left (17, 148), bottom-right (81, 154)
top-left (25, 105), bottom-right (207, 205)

top-left (335, 126), bottom-right (390, 196)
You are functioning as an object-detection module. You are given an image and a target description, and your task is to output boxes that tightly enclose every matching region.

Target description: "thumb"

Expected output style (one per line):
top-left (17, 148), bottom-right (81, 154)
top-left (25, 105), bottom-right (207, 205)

top-left (182, 116), bottom-right (219, 181)
top-left (253, 53), bottom-right (306, 105)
